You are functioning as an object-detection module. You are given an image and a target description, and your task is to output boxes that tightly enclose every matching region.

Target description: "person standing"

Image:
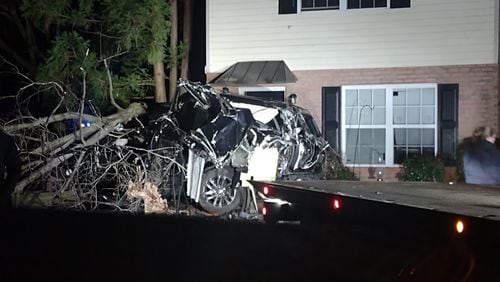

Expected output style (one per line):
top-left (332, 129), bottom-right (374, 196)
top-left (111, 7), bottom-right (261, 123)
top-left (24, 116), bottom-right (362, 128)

top-left (0, 130), bottom-right (21, 208)
top-left (462, 126), bottom-right (500, 185)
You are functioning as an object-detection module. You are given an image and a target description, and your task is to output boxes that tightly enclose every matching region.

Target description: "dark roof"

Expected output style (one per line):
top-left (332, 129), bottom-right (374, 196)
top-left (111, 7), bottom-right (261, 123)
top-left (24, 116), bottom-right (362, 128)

top-left (209, 60), bottom-right (297, 85)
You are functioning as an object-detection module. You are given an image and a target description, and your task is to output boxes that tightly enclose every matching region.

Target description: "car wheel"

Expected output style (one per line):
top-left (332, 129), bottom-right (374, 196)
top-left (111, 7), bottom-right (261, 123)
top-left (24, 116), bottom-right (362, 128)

top-left (199, 167), bottom-right (241, 215)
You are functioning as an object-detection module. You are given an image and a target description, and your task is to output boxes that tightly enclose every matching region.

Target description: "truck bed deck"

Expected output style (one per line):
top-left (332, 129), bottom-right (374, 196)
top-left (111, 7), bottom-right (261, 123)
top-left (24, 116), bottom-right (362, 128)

top-left (266, 180), bottom-right (500, 221)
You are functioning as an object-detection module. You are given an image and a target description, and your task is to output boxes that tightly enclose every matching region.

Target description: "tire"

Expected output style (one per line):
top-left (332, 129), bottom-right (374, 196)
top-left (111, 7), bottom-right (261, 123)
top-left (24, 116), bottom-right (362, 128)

top-left (198, 166), bottom-right (241, 215)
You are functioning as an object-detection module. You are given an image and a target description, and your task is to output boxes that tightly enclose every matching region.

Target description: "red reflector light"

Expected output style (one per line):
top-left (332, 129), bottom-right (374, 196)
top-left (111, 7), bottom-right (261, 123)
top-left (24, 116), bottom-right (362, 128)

top-left (332, 198), bottom-right (341, 210)
top-left (262, 186), bottom-right (270, 195)
top-left (262, 206), bottom-right (268, 216)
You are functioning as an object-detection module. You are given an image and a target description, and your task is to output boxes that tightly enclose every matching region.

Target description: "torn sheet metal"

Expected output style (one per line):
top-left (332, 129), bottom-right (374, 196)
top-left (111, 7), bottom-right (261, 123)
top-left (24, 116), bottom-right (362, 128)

top-left (148, 79), bottom-right (328, 214)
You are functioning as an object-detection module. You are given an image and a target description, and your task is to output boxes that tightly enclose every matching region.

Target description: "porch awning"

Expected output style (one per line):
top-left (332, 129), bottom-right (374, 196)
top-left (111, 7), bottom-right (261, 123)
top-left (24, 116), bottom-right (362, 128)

top-left (209, 60), bottom-right (297, 85)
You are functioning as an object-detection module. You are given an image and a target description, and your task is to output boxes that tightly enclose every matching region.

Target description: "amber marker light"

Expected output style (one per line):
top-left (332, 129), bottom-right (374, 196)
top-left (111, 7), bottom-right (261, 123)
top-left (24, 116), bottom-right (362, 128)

top-left (455, 220), bottom-right (465, 234)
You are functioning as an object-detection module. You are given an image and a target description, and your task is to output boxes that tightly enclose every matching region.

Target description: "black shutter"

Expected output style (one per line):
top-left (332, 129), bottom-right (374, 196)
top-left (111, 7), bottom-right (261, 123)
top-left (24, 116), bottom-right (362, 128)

top-left (438, 84), bottom-right (458, 166)
top-left (279, 0), bottom-right (297, 14)
top-left (322, 87), bottom-right (341, 152)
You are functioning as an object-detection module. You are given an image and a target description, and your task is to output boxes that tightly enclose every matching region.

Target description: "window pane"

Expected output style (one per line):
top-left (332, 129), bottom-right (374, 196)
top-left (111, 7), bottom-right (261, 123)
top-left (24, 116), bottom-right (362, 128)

top-left (359, 146), bottom-right (372, 163)
top-left (360, 108), bottom-right (372, 125)
top-left (407, 147), bottom-right (421, 159)
top-left (421, 106), bottom-right (435, 124)
top-left (421, 88), bottom-right (435, 105)
top-left (279, 0), bottom-right (298, 14)
top-left (393, 89), bottom-right (405, 105)
top-left (394, 147), bottom-right (406, 164)
top-left (394, 129), bottom-right (406, 145)
top-left (328, 0), bottom-right (340, 6)
top-left (346, 129), bottom-right (359, 145)
top-left (315, 0), bottom-right (327, 7)
top-left (345, 135), bottom-right (361, 164)
top-left (302, 0), bottom-right (313, 8)
top-left (407, 107), bottom-right (420, 124)
top-left (345, 146), bottom-right (357, 164)
top-left (361, 0), bottom-right (374, 8)
top-left (393, 107), bottom-right (406, 124)
top-left (422, 147), bottom-right (434, 157)
top-left (407, 129), bottom-right (420, 145)
top-left (359, 129), bottom-right (372, 145)
top-left (391, 0), bottom-right (410, 8)
top-left (407, 88), bottom-right (420, 105)
top-left (348, 0), bottom-right (360, 8)
top-left (373, 107), bottom-right (385, 124)
top-left (359, 89), bottom-right (372, 106)
top-left (422, 129), bottom-right (434, 145)
top-left (373, 145), bottom-right (385, 163)
top-left (374, 129), bottom-right (385, 146)
top-left (375, 0), bottom-right (386, 7)
top-left (346, 129), bottom-right (385, 164)
top-left (373, 89), bottom-right (385, 106)
top-left (345, 107), bottom-right (358, 125)
top-left (346, 90), bottom-right (358, 106)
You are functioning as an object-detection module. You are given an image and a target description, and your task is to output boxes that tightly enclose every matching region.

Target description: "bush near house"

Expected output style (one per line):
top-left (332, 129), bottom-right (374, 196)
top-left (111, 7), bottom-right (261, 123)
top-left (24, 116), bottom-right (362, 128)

top-left (322, 149), bottom-right (358, 181)
top-left (398, 156), bottom-right (444, 182)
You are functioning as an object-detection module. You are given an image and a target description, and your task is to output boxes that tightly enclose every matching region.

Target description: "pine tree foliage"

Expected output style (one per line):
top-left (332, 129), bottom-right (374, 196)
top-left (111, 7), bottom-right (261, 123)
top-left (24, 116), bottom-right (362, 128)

top-left (20, 0), bottom-right (171, 112)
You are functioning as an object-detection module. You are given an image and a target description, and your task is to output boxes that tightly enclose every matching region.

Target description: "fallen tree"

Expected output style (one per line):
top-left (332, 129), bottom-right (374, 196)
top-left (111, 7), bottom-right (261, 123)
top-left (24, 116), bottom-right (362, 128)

top-left (7, 102), bottom-right (146, 192)
top-left (0, 57), bottom-right (186, 213)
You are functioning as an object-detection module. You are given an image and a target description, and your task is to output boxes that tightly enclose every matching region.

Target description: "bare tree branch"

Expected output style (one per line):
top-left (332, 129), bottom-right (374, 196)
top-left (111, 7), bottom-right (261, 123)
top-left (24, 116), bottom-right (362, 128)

top-left (15, 153), bottom-right (75, 192)
top-left (3, 112), bottom-right (101, 131)
top-left (103, 58), bottom-right (124, 111)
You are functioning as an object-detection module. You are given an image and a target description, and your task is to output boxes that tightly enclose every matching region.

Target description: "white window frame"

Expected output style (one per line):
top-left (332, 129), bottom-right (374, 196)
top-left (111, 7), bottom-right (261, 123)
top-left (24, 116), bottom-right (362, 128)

top-left (341, 83), bottom-right (438, 167)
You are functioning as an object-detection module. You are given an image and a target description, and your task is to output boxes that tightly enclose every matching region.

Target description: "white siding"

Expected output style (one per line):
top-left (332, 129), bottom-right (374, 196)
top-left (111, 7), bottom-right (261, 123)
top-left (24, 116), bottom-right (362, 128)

top-left (207, 0), bottom-right (498, 72)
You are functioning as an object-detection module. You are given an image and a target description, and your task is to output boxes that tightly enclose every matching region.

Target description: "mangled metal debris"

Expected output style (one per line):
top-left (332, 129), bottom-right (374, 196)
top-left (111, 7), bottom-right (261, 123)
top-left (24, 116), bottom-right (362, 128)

top-left (147, 79), bottom-right (329, 215)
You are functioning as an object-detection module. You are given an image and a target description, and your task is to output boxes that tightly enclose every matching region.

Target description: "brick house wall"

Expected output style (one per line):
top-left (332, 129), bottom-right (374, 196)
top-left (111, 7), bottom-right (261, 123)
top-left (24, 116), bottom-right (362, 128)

top-left (208, 63), bottom-right (499, 181)
top-left (287, 64), bottom-right (499, 140)
top-left (209, 63), bottom-right (499, 140)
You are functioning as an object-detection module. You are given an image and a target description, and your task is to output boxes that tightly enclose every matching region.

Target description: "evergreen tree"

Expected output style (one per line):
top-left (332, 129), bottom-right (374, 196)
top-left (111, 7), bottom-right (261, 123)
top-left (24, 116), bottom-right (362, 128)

top-left (20, 0), bottom-right (172, 111)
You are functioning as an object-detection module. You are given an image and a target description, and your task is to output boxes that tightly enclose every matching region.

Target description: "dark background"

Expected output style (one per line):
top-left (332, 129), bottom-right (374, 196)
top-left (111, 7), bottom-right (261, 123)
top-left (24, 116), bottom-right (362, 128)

top-left (1, 207), bottom-right (499, 282)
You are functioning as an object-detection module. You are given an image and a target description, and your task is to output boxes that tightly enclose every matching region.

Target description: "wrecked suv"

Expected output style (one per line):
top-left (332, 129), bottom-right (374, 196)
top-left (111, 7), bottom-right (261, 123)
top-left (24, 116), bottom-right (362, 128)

top-left (147, 80), bottom-right (328, 215)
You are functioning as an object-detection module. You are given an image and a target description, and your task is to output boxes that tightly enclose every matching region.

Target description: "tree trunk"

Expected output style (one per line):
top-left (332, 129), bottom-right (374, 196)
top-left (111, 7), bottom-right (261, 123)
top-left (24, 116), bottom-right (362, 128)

top-left (154, 62), bottom-right (167, 103)
top-left (180, 0), bottom-right (191, 79)
top-left (168, 0), bottom-right (178, 101)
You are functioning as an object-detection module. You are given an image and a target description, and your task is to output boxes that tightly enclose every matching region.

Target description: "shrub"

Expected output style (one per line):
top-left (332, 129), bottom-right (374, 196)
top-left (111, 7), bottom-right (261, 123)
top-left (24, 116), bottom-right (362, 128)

top-left (322, 148), bottom-right (358, 181)
top-left (399, 155), bottom-right (444, 182)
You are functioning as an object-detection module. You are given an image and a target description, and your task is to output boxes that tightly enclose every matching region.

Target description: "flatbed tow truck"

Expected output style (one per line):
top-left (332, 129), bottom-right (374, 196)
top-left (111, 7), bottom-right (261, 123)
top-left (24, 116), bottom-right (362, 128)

top-left (250, 180), bottom-right (500, 239)
top-left (4, 180), bottom-right (500, 281)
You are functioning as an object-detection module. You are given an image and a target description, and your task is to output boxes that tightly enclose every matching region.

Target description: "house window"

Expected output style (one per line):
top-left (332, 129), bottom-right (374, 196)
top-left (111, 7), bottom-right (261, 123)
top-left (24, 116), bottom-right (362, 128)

top-left (279, 0), bottom-right (298, 14)
top-left (302, 0), bottom-right (340, 10)
top-left (347, 0), bottom-right (387, 9)
top-left (341, 84), bottom-right (437, 166)
top-left (390, 0), bottom-right (410, 8)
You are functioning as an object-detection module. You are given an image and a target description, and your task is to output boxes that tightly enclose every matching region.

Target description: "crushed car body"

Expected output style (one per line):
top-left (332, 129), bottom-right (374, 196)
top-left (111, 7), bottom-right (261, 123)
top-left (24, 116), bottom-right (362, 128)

top-left (147, 79), bottom-right (329, 215)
